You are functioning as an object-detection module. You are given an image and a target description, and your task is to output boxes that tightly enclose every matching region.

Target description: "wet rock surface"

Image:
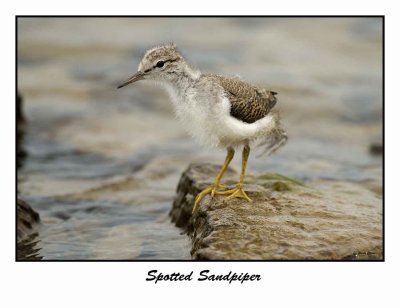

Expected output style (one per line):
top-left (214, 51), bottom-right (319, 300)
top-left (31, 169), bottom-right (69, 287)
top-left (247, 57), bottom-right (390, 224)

top-left (17, 199), bottom-right (42, 260)
top-left (17, 198), bottom-right (40, 240)
top-left (171, 164), bottom-right (383, 260)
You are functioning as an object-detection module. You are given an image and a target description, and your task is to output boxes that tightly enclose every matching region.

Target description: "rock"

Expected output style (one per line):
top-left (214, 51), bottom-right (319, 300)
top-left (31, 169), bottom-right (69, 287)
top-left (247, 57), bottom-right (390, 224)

top-left (369, 141), bottom-right (383, 156)
top-left (17, 198), bottom-right (40, 240)
top-left (17, 199), bottom-right (42, 261)
top-left (17, 199), bottom-right (42, 260)
top-left (170, 163), bottom-right (382, 260)
top-left (17, 93), bottom-right (27, 168)
top-left (17, 93), bottom-right (25, 124)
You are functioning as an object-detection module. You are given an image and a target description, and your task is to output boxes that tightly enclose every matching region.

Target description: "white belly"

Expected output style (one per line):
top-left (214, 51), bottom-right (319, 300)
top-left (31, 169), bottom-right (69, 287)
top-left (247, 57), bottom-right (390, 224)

top-left (173, 92), bottom-right (224, 147)
top-left (166, 85), bottom-right (277, 149)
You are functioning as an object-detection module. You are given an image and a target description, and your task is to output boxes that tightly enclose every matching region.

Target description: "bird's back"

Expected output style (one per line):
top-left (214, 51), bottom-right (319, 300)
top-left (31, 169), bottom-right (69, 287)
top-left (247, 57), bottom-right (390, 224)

top-left (204, 74), bottom-right (277, 124)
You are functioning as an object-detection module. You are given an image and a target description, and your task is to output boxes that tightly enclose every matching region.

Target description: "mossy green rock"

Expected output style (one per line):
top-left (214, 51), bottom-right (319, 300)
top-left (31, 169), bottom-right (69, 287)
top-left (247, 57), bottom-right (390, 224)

top-left (170, 163), bottom-right (382, 260)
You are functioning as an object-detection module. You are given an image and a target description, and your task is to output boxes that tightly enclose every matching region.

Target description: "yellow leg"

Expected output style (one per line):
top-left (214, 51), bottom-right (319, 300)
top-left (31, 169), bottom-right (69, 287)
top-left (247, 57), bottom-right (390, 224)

top-left (192, 147), bottom-right (235, 213)
top-left (219, 144), bottom-right (252, 202)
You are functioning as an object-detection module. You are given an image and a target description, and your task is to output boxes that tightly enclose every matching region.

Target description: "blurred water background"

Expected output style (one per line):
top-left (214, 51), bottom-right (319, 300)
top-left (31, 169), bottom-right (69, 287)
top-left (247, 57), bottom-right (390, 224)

top-left (17, 17), bottom-right (382, 260)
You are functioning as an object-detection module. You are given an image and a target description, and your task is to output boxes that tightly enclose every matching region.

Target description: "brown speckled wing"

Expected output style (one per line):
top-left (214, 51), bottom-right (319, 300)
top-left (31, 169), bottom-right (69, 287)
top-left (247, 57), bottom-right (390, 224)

top-left (208, 74), bottom-right (277, 124)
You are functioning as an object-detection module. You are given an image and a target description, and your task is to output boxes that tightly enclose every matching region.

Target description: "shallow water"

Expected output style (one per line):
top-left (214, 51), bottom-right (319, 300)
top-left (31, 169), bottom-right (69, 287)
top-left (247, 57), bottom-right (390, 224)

top-left (17, 17), bottom-right (382, 260)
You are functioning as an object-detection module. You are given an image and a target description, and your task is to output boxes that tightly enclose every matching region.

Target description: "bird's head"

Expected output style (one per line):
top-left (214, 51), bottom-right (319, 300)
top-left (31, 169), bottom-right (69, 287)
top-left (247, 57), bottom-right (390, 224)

top-left (118, 43), bottom-right (194, 89)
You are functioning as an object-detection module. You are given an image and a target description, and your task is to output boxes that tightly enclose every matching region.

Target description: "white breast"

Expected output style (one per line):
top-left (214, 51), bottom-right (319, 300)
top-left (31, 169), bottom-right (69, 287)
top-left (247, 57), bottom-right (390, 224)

top-left (163, 83), bottom-right (277, 149)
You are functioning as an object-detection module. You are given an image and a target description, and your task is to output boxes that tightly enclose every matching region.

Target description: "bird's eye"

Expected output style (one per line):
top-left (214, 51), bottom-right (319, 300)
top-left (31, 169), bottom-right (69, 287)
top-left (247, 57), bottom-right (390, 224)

top-left (156, 61), bottom-right (165, 68)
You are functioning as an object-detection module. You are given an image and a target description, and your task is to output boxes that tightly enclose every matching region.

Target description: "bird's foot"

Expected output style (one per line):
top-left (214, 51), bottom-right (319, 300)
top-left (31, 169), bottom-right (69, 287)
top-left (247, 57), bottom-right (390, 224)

top-left (192, 184), bottom-right (228, 213)
top-left (219, 183), bottom-right (253, 203)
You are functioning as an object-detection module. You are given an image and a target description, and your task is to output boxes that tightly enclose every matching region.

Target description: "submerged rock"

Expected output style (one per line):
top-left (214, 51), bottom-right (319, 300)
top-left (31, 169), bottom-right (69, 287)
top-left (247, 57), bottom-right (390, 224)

top-left (170, 164), bottom-right (382, 260)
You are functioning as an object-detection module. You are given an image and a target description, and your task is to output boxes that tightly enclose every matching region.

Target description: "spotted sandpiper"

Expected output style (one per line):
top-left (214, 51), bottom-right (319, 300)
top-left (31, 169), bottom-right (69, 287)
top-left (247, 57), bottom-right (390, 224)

top-left (118, 44), bottom-right (287, 213)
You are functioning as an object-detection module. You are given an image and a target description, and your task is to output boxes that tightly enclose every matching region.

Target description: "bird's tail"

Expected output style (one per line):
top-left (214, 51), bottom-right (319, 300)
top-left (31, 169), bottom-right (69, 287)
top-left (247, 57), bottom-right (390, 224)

top-left (256, 111), bottom-right (288, 157)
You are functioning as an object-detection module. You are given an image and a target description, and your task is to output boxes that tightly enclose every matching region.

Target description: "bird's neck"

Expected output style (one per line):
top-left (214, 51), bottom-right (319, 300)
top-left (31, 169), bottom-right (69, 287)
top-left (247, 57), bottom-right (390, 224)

top-left (163, 65), bottom-right (201, 97)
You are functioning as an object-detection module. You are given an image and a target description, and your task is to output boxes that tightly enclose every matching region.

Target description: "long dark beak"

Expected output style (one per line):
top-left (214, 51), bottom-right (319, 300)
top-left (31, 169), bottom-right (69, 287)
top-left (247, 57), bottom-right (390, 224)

top-left (117, 71), bottom-right (145, 89)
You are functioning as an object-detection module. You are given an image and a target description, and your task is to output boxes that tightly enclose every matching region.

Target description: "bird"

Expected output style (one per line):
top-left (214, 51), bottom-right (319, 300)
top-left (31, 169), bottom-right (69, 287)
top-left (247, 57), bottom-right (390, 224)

top-left (117, 43), bottom-right (287, 213)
